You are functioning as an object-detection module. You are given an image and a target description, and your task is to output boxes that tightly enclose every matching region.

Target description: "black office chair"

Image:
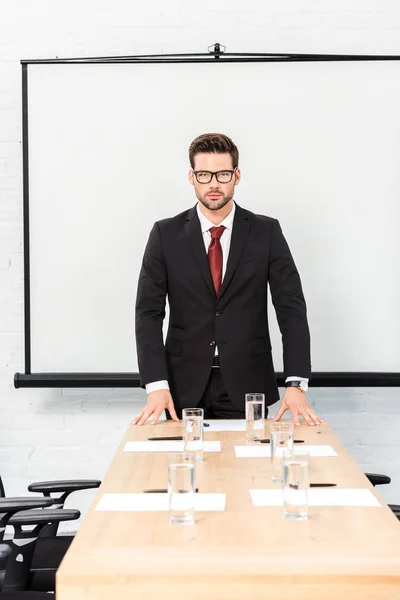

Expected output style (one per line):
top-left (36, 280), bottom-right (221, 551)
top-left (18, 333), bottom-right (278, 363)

top-left (364, 472), bottom-right (400, 516)
top-left (2, 543), bottom-right (48, 599)
top-left (365, 473), bottom-right (391, 487)
top-left (1, 542), bottom-right (48, 599)
top-left (0, 498), bottom-right (79, 597)
top-left (0, 476), bottom-right (101, 592)
top-left (0, 496), bottom-right (58, 596)
top-left (26, 479), bottom-right (101, 591)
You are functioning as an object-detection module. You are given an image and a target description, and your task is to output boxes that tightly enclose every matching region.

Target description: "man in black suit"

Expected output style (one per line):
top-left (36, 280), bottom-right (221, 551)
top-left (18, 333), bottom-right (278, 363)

top-left (134, 133), bottom-right (322, 427)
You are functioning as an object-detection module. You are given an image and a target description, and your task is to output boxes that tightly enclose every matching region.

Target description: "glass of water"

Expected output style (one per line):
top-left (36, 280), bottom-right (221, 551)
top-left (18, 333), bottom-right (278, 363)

top-left (283, 451), bottom-right (309, 520)
top-left (270, 421), bottom-right (294, 483)
top-left (245, 393), bottom-right (265, 442)
top-left (168, 453), bottom-right (196, 525)
top-left (182, 407), bottom-right (204, 461)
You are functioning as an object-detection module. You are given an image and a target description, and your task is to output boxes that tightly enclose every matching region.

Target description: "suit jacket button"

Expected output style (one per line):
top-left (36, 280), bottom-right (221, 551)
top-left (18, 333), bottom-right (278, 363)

top-left (216, 312), bottom-right (220, 317)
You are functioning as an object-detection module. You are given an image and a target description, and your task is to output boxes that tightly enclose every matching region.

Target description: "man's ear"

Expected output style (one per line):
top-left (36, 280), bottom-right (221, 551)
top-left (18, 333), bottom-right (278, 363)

top-left (235, 168), bottom-right (241, 185)
top-left (188, 169), bottom-right (194, 186)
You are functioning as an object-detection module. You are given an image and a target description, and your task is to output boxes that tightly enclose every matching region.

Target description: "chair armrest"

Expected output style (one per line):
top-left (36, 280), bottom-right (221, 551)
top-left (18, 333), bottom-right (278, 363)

top-left (28, 479), bottom-right (101, 494)
top-left (0, 543), bottom-right (11, 559)
top-left (0, 497), bottom-right (54, 531)
top-left (9, 509), bottom-right (80, 527)
top-left (364, 473), bottom-right (391, 486)
top-left (27, 480), bottom-right (98, 537)
top-left (0, 498), bottom-right (53, 513)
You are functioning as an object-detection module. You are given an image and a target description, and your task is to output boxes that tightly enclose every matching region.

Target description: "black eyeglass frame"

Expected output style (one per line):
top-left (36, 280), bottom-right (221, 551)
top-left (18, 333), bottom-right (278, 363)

top-left (193, 168), bottom-right (237, 184)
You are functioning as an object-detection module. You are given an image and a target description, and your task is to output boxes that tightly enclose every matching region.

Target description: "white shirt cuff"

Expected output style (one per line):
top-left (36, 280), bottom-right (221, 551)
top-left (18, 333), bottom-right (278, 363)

top-left (285, 377), bottom-right (309, 383)
top-left (145, 380), bottom-right (170, 394)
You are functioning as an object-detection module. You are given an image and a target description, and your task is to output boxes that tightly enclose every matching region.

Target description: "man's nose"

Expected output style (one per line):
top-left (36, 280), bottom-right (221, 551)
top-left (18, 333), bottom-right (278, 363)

top-left (209, 174), bottom-right (222, 186)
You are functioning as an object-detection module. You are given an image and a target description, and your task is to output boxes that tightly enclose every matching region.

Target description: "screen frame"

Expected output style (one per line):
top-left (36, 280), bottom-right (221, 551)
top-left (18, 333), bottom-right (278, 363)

top-left (16, 48), bottom-right (400, 388)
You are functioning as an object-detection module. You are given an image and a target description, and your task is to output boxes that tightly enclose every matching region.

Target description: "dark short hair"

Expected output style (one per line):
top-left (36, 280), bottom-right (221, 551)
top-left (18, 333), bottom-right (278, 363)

top-left (189, 133), bottom-right (239, 169)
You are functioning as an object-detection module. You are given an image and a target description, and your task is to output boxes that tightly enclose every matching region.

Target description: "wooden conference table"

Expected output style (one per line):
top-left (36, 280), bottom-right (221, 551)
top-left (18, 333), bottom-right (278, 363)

top-left (57, 420), bottom-right (400, 599)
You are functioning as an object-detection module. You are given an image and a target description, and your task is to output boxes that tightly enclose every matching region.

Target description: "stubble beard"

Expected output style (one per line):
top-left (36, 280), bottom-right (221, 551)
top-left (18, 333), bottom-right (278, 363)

top-left (196, 189), bottom-right (234, 211)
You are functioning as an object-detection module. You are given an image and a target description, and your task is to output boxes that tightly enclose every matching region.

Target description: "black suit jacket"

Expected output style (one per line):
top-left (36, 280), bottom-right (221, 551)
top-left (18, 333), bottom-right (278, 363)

top-left (135, 203), bottom-right (311, 412)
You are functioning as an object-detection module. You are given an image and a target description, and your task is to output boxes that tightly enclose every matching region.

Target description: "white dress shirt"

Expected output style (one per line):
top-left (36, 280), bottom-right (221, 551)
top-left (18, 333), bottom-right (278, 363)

top-left (145, 201), bottom-right (308, 394)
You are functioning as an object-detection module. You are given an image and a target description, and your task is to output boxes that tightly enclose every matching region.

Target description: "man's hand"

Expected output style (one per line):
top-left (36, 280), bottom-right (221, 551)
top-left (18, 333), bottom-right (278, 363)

top-left (132, 389), bottom-right (179, 426)
top-left (273, 387), bottom-right (323, 427)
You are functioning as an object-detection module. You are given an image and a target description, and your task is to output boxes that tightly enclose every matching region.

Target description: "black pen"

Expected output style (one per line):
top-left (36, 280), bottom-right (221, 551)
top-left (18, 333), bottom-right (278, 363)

top-left (309, 483), bottom-right (336, 488)
top-left (147, 436), bottom-right (183, 441)
top-left (143, 488), bottom-right (199, 493)
top-left (260, 439), bottom-right (305, 444)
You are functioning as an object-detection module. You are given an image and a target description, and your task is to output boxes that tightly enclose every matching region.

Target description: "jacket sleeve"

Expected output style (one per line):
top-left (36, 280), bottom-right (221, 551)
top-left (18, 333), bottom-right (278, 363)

top-left (268, 219), bottom-right (311, 379)
top-left (135, 222), bottom-right (169, 386)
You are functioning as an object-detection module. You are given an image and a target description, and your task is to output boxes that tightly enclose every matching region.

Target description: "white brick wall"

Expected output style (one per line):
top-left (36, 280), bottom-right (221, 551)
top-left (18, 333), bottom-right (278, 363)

top-left (1, 1), bottom-right (400, 531)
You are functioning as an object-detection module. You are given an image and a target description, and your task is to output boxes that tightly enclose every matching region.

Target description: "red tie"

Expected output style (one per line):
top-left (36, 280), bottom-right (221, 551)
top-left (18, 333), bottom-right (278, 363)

top-left (208, 226), bottom-right (226, 296)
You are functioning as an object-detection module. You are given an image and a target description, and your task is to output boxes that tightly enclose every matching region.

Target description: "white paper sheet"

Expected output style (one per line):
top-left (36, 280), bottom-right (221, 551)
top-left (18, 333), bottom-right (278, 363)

top-left (124, 440), bottom-right (221, 453)
top-left (95, 493), bottom-right (226, 512)
top-left (235, 445), bottom-right (337, 458)
top-left (204, 419), bottom-right (246, 432)
top-left (249, 488), bottom-right (380, 507)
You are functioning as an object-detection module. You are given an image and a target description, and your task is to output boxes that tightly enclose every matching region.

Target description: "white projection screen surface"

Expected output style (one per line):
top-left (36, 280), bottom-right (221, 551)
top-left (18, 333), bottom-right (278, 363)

top-left (25, 60), bottom-right (400, 375)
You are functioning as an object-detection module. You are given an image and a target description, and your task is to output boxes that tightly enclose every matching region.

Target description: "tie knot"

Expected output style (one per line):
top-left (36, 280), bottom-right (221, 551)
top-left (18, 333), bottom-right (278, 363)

top-left (209, 226), bottom-right (225, 240)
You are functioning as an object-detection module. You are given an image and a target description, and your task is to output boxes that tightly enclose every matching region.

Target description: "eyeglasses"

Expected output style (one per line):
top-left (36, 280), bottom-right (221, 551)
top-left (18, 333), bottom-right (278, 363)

top-left (193, 169), bottom-right (237, 184)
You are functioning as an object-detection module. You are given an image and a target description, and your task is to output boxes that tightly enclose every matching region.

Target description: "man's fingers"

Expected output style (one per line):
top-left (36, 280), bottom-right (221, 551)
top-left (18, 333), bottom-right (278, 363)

top-left (300, 404), bottom-right (323, 426)
top-left (132, 409), bottom-right (145, 425)
top-left (151, 408), bottom-right (164, 425)
top-left (299, 408), bottom-right (314, 426)
top-left (290, 407), bottom-right (301, 427)
top-left (168, 402), bottom-right (180, 422)
top-left (133, 392), bottom-right (178, 426)
top-left (273, 404), bottom-right (286, 422)
top-left (137, 407), bottom-right (153, 426)
top-left (306, 408), bottom-right (322, 425)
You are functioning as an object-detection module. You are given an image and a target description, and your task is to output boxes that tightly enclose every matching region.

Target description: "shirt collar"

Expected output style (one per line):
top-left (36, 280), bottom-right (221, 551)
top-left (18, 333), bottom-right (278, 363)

top-left (196, 201), bottom-right (236, 234)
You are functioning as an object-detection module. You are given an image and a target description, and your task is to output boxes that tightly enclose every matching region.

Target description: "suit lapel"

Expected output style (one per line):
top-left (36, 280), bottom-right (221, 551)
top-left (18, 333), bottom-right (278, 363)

top-left (218, 205), bottom-right (251, 302)
top-left (184, 206), bottom-right (215, 298)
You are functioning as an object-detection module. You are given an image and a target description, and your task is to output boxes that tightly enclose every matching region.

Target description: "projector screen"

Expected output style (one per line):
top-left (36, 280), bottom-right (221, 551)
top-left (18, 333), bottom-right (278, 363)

top-left (24, 59), bottom-right (400, 375)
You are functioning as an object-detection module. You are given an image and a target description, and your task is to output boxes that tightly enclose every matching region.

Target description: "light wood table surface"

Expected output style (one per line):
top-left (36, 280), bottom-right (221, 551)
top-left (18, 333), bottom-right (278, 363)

top-left (57, 419), bottom-right (400, 599)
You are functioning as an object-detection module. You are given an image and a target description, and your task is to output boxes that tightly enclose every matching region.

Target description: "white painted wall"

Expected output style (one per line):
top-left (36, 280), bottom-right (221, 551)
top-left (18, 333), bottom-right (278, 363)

top-left (1, 0), bottom-right (399, 530)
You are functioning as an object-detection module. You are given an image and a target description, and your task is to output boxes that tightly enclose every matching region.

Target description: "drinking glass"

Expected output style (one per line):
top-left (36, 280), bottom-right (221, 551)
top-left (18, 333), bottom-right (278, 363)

top-left (182, 407), bottom-right (204, 461)
top-left (168, 453), bottom-right (196, 525)
top-left (245, 393), bottom-right (265, 442)
top-left (270, 421), bottom-right (294, 483)
top-left (283, 451), bottom-right (309, 520)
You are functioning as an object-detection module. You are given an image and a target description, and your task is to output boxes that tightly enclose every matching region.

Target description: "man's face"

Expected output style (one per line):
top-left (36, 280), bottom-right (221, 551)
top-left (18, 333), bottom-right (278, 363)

top-left (188, 152), bottom-right (241, 211)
